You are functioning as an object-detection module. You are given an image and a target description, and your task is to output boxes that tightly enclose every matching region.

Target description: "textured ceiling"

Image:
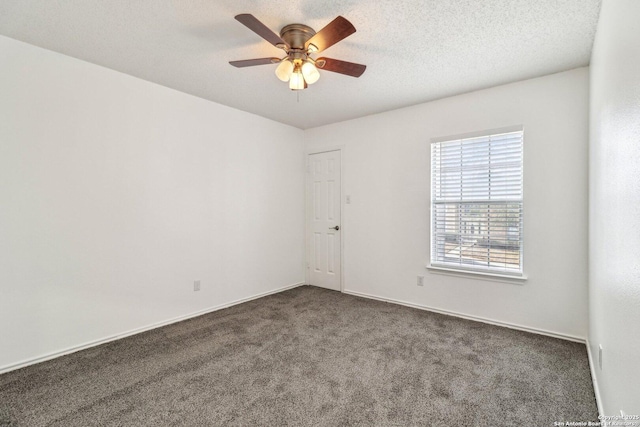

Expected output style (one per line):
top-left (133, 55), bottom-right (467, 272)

top-left (0, 0), bottom-right (601, 129)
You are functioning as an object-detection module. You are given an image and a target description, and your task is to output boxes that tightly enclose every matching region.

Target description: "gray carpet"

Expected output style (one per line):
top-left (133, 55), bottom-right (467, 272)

top-left (0, 286), bottom-right (597, 426)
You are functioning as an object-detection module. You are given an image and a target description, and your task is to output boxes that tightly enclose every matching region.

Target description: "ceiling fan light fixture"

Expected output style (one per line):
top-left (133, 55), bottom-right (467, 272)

top-left (289, 68), bottom-right (305, 90)
top-left (301, 61), bottom-right (320, 84)
top-left (231, 14), bottom-right (366, 91)
top-left (275, 59), bottom-right (294, 82)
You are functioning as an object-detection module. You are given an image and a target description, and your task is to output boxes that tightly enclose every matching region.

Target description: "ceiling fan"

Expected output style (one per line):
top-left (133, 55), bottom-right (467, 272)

top-left (229, 14), bottom-right (366, 90)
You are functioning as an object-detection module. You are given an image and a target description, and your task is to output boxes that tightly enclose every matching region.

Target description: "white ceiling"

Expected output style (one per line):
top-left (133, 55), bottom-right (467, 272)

top-left (0, 0), bottom-right (601, 129)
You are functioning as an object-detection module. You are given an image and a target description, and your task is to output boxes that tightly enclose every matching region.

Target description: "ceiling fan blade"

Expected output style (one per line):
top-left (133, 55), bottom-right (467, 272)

top-left (235, 14), bottom-right (289, 49)
top-left (305, 16), bottom-right (356, 53)
top-left (229, 58), bottom-right (280, 68)
top-left (316, 57), bottom-right (366, 77)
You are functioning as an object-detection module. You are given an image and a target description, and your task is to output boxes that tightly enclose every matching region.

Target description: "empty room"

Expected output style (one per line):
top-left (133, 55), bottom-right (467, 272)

top-left (1, 0), bottom-right (638, 425)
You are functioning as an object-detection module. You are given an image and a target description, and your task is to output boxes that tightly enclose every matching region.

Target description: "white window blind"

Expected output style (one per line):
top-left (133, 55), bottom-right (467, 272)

top-left (431, 130), bottom-right (523, 275)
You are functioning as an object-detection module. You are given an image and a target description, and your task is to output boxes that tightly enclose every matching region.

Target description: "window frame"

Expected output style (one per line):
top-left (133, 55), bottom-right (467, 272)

top-left (428, 126), bottom-right (525, 280)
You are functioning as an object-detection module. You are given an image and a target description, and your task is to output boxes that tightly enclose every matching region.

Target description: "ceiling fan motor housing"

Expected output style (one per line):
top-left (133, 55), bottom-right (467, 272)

top-left (279, 24), bottom-right (316, 50)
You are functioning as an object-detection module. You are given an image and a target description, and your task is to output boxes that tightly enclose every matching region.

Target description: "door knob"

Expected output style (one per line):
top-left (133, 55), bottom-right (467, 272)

top-left (329, 225), bottom-right (340, 231)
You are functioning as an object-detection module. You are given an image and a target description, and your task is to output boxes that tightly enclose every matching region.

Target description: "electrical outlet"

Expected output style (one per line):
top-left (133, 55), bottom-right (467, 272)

top-left (417, 275), bottom-right (424, 286)
top-left (194, 280), bottom-right (201, 292)
top-left (346, 195), bottom-right (351, 204)
top-left (598, 344), bottom-right (603, 370)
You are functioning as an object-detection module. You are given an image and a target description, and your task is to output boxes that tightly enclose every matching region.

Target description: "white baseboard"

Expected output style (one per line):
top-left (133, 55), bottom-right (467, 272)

top-left (0, 282), bottom-right (305, 375)
top-left (585, 339), bottom-right (604, 417)
top-left (342, 289), bottom-right (586, 343)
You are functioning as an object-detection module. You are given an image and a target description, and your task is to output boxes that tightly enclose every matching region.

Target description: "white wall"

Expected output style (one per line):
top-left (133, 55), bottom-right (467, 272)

top-left (0, 36), bottom-right (305, 371)
top-left (589, 0), bottom-right (640, 416)
top-left (305, 68), bottom-right (590, 339)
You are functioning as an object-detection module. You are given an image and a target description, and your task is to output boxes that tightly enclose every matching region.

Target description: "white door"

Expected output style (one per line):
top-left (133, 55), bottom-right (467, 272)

top-left (307, 150), bottom-right (341, 291)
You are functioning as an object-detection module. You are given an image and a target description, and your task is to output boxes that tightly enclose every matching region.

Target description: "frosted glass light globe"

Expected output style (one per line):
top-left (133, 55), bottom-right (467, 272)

top-left (275, 60), bottom-right (294, 82)
top-left (301, 61), bottom-right (320, 84)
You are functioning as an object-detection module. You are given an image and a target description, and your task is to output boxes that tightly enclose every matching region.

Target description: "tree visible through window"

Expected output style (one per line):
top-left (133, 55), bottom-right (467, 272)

top-left (430, 130), bottom-right (523, 275)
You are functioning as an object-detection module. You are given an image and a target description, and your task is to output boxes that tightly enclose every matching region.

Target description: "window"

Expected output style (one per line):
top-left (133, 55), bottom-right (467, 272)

top-left (430, 129), bottom-right (523, 276)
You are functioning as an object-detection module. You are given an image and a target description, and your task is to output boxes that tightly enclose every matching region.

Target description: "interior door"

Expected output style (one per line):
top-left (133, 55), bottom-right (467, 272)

top-left (307, 150), bottom-right (341, 291)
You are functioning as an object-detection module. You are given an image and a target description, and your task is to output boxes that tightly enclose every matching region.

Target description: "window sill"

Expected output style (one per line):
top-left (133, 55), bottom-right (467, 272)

top-left (426, 265), bottom-right (527, 284)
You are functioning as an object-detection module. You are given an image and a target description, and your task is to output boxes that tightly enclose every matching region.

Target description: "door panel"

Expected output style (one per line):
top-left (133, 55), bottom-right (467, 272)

top-left (307, 150), bottom-right (341, 291)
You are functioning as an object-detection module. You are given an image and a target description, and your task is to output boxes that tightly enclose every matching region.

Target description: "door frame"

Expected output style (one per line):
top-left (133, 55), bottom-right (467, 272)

top-left (305, 145), bottom-right (346, 292)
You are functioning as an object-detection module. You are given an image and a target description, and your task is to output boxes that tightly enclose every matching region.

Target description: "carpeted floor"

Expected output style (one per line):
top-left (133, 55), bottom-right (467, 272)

top-left (0, 286), bottom-right (597, 426)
